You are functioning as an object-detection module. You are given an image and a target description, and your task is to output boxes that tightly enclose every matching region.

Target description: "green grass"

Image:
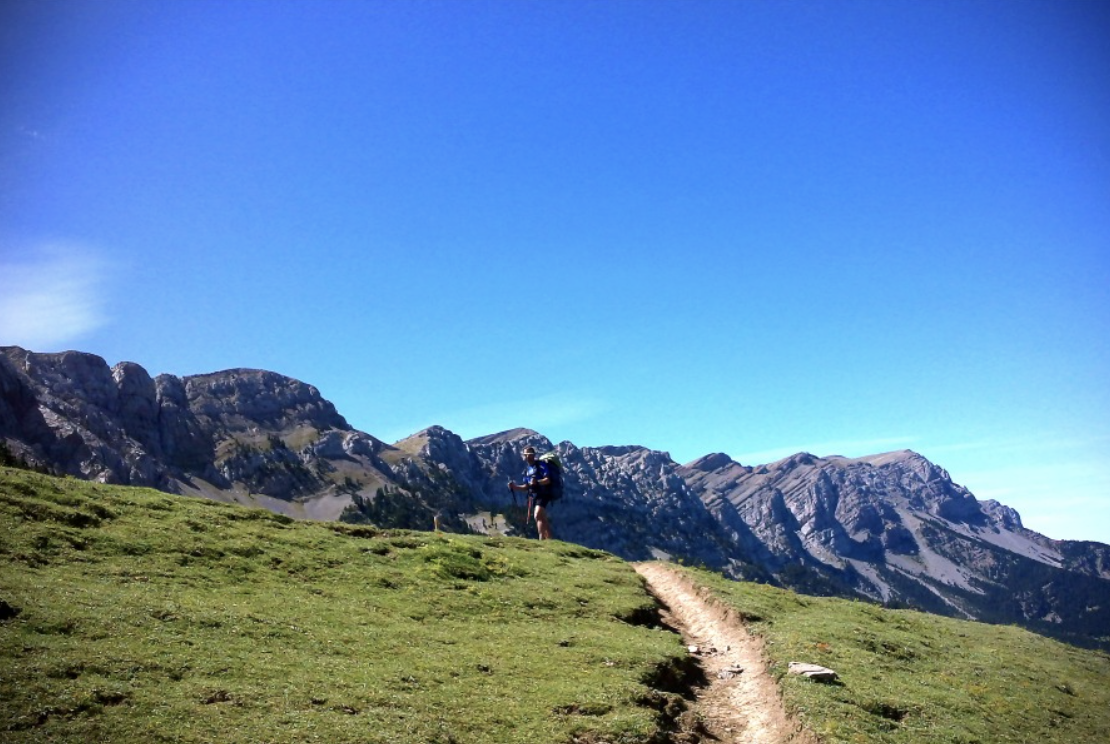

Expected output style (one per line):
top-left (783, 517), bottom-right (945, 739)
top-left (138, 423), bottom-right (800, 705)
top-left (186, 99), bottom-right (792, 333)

top-left (668, 565), bottom-right (1110, 744)
top-left (4, 467), bottom-right (1109, 744)
top-left (0, 467), bottom-right (688, 744)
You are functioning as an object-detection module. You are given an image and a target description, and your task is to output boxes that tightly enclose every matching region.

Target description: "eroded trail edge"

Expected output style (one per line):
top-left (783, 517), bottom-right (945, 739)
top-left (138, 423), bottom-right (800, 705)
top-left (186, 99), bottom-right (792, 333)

top-left (634, 563), bottom-right (816, 744)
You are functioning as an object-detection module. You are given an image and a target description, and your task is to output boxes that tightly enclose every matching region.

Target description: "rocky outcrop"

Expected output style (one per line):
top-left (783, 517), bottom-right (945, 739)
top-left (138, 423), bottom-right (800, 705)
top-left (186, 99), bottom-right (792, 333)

top-left (384, 426), bottom-right (750, 573)
top-left (465, 433), bottom-right (748, 572)
top-left (0, 348), bottom-right (167, 486)
top-left (677, 450), bottom-right (1110, 647)
top-left (0, 347), bottom-right (396, 516)
top-left (2, 345), bottom-right (1108, 649)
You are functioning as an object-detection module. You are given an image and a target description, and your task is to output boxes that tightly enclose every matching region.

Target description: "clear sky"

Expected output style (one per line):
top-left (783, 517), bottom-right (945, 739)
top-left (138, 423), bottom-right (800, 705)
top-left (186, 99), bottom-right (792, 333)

top-left (2, 0), bottom-right (1108, 543)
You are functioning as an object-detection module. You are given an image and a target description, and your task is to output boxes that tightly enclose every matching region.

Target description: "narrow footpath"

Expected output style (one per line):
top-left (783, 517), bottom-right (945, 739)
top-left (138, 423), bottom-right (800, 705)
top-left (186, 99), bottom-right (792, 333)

top-left (634, 563), bottom-right (816, 744)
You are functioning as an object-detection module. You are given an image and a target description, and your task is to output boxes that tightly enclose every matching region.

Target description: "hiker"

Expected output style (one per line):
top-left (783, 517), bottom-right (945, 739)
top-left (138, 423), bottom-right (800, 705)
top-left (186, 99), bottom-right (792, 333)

top-left (509, 446), bottom-right (554, 540)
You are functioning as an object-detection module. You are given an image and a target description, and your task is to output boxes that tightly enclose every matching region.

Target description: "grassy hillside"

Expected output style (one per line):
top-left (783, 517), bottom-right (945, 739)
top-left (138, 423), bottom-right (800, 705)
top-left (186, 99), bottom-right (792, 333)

top-left (2, 467), bottom-right (1108, 744)
top-left (0, 468), bottom-right (688, 744)
top-left (672, 566), bottom-right (1110, 744)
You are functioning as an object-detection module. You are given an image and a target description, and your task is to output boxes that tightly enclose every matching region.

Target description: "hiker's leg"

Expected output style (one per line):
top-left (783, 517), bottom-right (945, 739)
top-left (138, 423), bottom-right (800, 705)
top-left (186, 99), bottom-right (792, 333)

top-left (534, 504), bottom-right (552, 540)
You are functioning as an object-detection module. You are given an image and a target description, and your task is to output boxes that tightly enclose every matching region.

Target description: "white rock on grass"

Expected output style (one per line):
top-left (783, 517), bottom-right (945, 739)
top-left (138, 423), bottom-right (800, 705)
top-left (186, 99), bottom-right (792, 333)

top-left (788, 662), bottom-right (839, 682)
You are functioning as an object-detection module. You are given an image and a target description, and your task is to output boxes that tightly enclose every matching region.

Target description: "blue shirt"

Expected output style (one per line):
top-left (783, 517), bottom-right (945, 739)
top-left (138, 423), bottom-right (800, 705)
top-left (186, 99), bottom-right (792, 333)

top-left (526, 460), bottom-right (551, 490)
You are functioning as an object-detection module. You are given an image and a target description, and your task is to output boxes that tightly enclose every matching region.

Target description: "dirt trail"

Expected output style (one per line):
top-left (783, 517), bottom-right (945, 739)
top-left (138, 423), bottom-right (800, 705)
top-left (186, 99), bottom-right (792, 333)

top-left (634, 563), bottom-right (816, 744)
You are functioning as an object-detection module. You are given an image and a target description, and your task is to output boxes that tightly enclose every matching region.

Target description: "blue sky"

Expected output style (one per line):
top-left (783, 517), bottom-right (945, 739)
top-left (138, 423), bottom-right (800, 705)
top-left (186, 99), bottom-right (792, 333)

top-left (2, 0), bottom-right (1108, 543)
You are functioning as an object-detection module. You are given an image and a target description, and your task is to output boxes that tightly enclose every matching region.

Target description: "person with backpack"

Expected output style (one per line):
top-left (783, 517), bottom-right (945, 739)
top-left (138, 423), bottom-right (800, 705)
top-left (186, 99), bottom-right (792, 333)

top-left (508, 446), bottom-right (560, 540)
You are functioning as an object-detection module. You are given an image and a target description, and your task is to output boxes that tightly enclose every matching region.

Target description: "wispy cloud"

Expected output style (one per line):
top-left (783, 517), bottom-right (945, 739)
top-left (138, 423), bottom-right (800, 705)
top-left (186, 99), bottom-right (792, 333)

top-left (16, 125), bottom-right (45, 142)
top-left (0, 241), bottom-right (110, 349)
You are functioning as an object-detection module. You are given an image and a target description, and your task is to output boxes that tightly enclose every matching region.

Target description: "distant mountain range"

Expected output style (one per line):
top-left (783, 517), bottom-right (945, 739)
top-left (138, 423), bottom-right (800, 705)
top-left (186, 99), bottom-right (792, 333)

top-left (2, 345), bottom-right (1108, 649)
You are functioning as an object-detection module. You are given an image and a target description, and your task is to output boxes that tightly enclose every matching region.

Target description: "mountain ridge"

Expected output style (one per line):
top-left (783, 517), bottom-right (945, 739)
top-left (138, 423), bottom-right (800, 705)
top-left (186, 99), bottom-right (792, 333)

top-left (2, 345), bottom-right (1108, 649)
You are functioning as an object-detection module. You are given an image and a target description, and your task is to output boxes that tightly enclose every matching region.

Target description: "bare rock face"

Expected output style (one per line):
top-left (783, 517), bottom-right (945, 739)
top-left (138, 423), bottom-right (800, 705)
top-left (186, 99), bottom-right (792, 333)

top-left (113, 362), bottom-right (158, 437)
top-left (678, 450), bottom-right (1110, 648)
top-left (404, 427), bottom-right (747, 573)
top-left (0, 347), bottom-right (390, 507)
top-left (0, 348), bottom-right (160, 485)
top-left (153, 373), bottom-right (216, 474)
top-left (184, 369), bottom-right (348, 434)
top-left (530, 440), bottom-right (740, 571)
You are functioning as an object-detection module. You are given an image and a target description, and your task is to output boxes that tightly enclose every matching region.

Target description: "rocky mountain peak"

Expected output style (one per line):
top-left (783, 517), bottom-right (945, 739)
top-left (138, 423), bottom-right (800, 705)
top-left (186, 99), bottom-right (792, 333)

top-left (184, 368), bottom-right (348, 434)
top-left (686, 452), bottom-right (737, 472)
top-left (395, 425), bottom-right (470, 464)
top-left (854, 449), bottom-right (953, 485)
top-left (980, 499), bottom-right (1024, 531)
top-left (466, 427), bottom-right (546, 446)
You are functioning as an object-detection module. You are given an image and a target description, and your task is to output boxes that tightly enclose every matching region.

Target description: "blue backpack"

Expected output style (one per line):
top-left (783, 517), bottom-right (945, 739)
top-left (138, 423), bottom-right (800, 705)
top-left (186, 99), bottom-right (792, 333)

top-left (537, 452), bottom-right (564, 501)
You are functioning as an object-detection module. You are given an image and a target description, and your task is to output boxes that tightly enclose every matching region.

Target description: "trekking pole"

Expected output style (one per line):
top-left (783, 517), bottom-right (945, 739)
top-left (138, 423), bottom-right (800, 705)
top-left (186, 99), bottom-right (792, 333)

top-left (509, 479), bottom-right (530, 536)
